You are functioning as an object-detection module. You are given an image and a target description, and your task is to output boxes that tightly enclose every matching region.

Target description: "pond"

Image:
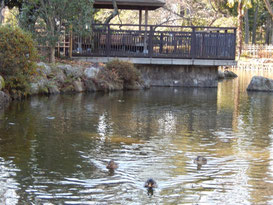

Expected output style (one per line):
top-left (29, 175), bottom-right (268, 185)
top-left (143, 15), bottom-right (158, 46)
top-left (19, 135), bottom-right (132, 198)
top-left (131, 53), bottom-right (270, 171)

top-left (1, 69), bottom-right (273, 204)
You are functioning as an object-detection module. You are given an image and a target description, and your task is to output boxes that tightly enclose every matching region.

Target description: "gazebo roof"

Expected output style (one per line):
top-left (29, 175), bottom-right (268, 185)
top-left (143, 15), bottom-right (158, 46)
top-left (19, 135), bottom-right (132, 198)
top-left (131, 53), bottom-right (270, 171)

top-left (94, 0), bottom-right (165, 10)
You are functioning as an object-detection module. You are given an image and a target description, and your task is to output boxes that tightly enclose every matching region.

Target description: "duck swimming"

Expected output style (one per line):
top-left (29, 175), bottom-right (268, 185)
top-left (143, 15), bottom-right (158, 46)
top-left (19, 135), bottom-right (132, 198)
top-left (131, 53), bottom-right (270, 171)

top-left (194, 156), bottom-right (207, 170)
top-left (144, 178), bottom-right (157, 189)
top-left (106, 160), bottom-right (118, 170)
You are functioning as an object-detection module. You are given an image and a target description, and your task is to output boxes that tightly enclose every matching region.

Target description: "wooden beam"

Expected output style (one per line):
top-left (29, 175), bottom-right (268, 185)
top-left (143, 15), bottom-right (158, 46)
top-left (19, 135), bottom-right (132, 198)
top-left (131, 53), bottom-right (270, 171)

top-left (139, 10), bottom-right (142, 31)
top-left (144, 8), bottom-right (148, 53)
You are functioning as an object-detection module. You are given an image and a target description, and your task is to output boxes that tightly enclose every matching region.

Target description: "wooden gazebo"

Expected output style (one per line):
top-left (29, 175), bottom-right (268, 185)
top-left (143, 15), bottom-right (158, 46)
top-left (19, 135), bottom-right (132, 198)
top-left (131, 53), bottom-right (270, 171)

top-left (67, 0), bottom-right (236, 66)
top-left (94, 0), bottom-right (165, 10)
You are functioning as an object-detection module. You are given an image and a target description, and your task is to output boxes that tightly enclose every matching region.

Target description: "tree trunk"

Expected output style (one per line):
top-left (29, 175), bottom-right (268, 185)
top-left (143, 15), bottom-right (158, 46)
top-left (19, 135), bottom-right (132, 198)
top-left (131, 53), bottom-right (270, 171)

top-left (269, 19), bottom-right (273, 44)
top-left (244, 9), bottom-right (249, 44)
top-left (252, 5), bottom-right (258, 44)
top-left (49, 46), bottom-right (55, 64)
top-left (0, 0), bottom-right (4, 24)
top-left (104, 0), bottom-right (118, 24)
top-left (265, 16), bottom-right (271, 44)
top-left (237, 1), bottom-right (243, 59)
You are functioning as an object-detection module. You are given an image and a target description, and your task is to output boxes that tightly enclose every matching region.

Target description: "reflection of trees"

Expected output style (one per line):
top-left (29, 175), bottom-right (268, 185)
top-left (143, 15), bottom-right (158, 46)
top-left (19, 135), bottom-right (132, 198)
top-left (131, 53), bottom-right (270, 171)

top-left (244, 92), bottom-right (273, 204)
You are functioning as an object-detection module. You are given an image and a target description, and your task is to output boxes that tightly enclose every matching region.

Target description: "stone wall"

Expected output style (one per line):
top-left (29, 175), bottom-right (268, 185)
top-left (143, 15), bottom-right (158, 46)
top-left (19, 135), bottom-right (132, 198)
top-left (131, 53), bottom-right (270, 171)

top-left (136, 65), bottom-right (218, 88)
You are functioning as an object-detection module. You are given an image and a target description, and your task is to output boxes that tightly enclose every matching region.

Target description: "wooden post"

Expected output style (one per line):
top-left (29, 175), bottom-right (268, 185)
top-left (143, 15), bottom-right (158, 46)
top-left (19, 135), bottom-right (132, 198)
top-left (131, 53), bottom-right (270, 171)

top-left (143, 8), bottom-right (148, 54)
top-left (191, 27), bottom-right (196, 59)
top-left (139, 10), bottom-right (142, 31)
top-left (106, 24), bottom-right (111, 56)
top-left (149, 26), bottom-right (153, 57)
top-left (69, 25), bottom-right (73, 58)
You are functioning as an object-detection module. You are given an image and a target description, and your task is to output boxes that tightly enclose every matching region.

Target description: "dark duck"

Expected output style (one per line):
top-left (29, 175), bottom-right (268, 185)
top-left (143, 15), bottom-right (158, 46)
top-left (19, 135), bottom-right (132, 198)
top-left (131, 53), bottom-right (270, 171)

top-left (144, 178), bottom-right (157, 189)
top-left (106, 160), bottom-right (118, 170)
top-left (144, 178), bottom-right (157, 196)
top-left (194, 156), bottom-right (207, 170)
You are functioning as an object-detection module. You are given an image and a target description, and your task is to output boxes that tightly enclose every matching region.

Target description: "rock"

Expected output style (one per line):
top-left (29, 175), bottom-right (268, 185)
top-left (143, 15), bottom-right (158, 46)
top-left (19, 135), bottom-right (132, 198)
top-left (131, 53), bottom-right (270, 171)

top-left (0, 75), bottom-right (5, 90)
top-left (57, 64), bottom-right (84, 78)
top-left (84, 79), bottom-right (97, 92)
top-left (54, 70), bottom-right (66, 84)
top-left (84, 66), bottom-right (100, 79)
top-left (224, 70), bottom-right (237, 78)
top-left (73, 80), bottom-right (85, 92)
top-left (247, 76), bottom-right (273, 92)
top-left (37, 62), bottom-right (52, 76)
top-left (0, 91), bottom-right (10, 109)
top-left (218, 70), bottom-right (225, 79)
top-left (47, 82), bottom-right (60, 94)
top-left (61, 85), bottom-right (75, 93)
top-left (125, 82), bottom-right (144, 90)
top-left (30, 77), bottom-right (49, 95)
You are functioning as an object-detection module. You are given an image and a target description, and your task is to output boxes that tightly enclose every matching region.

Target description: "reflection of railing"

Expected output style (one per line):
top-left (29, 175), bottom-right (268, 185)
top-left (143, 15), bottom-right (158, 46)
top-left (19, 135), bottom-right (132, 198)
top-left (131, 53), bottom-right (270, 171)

top-left (71, 24), bottom-right (236, 60)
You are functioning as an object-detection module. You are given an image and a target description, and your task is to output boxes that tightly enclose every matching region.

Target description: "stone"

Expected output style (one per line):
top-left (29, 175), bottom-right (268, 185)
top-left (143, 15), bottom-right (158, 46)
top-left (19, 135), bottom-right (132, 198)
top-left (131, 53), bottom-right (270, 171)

top-left (0, 91), bottom-right (10, 109)
top-left (30, 77), bottom-right (49, 95)
top-left (247, 76), bottom-right (273, 92)
top-left (57, 64), bottom-right (84, 78)
top-left (0, 75), bottom-right (5, 90)
top-left (218, 70), bottom-right (225, 79)
top-left (37, 62), bottom-right (52, 76)
top-left (54, 70), bottom-right (66, 84)
top-left (84, 66), bottom-right (100, 79)
top-left (224, 70), bottom-right (237, 78)
top-left (73, 80), bottom-right (85, 92)
top-left (48, 85), bottom-right (60, 94)
top-left (84, 79), bottom-right (97, 92)
top-left (61, 85), bottom-right (75, 93)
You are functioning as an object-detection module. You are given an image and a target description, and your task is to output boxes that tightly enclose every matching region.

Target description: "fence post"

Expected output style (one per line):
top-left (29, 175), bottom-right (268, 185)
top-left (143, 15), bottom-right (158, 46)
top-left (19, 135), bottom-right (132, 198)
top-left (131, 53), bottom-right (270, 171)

top-left (69, 25), bottom-right (73, 58)
top-left (191, 27), bottom-right (196, 59)
top-left (106, 24), bottom-right (111, 57)
top-left (149, 26), bottom-right (154, 57)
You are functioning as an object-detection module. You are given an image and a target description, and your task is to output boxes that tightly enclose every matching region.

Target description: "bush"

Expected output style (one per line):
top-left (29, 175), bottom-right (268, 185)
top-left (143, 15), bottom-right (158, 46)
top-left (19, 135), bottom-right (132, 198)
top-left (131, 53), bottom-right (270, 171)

top-left (105, 59), bottom-right (141, 86)
top-left (0, 25), bottom-right (38, 97)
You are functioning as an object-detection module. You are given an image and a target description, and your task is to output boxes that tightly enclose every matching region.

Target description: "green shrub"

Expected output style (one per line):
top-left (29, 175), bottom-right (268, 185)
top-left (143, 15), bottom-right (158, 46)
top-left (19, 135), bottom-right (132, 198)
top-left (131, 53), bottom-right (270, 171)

top-left (0, 25), bottom-right (38, 97)
top-left (105, 59), bottom-right (141, 86)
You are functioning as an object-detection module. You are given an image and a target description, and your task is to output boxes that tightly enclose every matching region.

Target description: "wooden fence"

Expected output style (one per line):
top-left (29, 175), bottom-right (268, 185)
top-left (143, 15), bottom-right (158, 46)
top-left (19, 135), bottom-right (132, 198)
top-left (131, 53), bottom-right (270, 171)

top-left (71, 24), bottom-right (236, 60)
top-left (242, 44), bottom-right (273, 58)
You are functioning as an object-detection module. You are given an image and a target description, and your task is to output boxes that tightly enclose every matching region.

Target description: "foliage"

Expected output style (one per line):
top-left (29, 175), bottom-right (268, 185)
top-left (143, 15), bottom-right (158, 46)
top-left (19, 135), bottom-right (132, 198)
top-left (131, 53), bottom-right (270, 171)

top-left (0, 25), bottom-right (37, 97)
top-left (105, 59), bottom-right (141, 86)
top-left (19, 0), bottom-right (94, 63)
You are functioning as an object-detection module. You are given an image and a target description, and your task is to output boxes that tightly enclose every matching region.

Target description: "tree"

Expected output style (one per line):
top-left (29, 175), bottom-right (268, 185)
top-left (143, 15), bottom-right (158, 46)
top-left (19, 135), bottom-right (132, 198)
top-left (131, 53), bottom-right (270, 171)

top-left (20, 0), bottom-right (94, 63)
top-left (227, 0), bottom-right (252, 58)
top-left (0, 0), bottom-right (4, 24)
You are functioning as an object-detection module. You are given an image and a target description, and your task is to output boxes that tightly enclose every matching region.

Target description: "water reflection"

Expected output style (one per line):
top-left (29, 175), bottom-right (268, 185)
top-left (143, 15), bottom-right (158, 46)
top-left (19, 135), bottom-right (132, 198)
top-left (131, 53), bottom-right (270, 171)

top-left (0, 70), bottom-right (273, 204)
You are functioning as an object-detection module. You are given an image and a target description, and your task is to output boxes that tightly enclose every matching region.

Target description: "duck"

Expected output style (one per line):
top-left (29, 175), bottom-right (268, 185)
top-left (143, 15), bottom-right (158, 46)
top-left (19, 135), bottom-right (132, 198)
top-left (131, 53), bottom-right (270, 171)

top-left (106, 160), bottom-right (118, 170)
top-left (194, 156), bottom-right (207, 170)
top-left (144, 178), bottom-right (157, 189)
top-left (194, 156), bottom-right (207, 165)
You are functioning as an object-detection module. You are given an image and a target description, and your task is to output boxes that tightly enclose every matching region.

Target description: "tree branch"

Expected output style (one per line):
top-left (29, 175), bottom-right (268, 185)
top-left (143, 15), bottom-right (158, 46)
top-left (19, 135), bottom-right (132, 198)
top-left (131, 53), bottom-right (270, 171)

top-left (104, 0), bottom-right (120, 24)
top-left (263, 0), bottom-right (273, 18)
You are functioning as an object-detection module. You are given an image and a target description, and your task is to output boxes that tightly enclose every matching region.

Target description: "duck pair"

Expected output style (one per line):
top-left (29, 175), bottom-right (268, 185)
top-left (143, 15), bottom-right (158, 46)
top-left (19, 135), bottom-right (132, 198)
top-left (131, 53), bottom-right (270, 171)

top-left (106, 160), bottom-right (157, 190)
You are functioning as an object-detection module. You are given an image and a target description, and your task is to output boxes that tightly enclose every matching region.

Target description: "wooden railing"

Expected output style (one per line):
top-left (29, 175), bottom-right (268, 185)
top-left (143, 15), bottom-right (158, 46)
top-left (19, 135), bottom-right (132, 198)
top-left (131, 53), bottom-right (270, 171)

top-left (71, 24), bottom-right (236, 60)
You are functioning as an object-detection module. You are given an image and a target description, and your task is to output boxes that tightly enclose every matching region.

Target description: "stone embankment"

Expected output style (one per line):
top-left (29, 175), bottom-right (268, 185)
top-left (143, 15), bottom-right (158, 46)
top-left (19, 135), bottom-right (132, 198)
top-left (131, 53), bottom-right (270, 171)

top-left (0, 62), bottom-right (146, 109)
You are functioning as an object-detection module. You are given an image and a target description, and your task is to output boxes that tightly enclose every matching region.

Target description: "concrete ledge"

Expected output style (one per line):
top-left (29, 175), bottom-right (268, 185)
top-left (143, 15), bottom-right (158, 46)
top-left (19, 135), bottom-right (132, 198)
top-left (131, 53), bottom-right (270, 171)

top-left (73, 57), bottom-right (237, 66)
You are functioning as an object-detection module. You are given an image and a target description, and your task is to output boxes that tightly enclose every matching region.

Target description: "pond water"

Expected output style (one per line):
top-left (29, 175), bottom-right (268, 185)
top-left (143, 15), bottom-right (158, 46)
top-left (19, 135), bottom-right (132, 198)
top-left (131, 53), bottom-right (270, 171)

top-left (1, 69), bottom-right (273, 204)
